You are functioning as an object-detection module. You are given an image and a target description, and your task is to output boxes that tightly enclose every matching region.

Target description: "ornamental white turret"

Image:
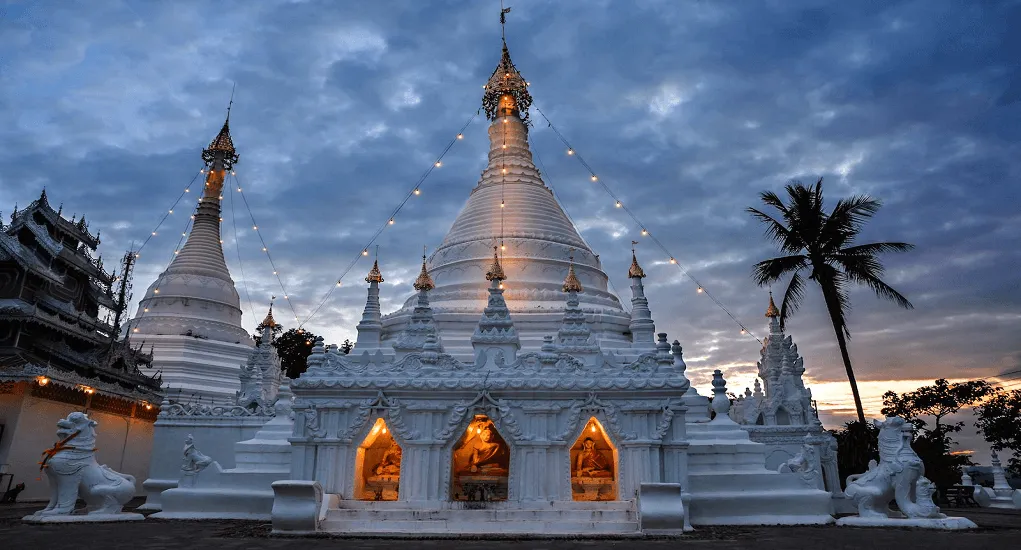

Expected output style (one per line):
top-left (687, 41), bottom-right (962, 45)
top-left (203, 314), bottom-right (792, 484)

top-left (471, 248), bottom-right (520, 367)
top-left (553, 255), bottom-right (599, 363)
top-left (627, 247), bottom-right (656, 350)
top-left (393, 254), bottom-right (444, 357)
top-left (355, 259), bottom-right (385, 350)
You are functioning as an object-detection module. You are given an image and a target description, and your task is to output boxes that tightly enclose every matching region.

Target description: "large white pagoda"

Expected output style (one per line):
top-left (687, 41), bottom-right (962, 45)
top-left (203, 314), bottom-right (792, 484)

top-left (125, 116), bottom-right (254, 402)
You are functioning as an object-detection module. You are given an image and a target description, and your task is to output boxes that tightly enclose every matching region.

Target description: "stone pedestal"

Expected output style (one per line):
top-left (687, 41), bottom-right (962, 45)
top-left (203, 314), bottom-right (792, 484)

top-left (836, 516), bottom-right (977, 530)
top-left (572, 477), bottom-right (613, 501)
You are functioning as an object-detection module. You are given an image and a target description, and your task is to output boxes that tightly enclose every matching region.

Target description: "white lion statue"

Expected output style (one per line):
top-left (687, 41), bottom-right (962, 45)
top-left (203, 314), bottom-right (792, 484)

top-left (844, 416), bottom-right (942, 519)
top-left (30, 412), bottom-right (137, 516)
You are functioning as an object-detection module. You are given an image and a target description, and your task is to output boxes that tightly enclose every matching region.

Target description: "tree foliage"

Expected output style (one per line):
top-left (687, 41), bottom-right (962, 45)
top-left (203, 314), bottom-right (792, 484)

top-left (832, 420), bottom-right (879, 490)
top-left (975, 388), bottom-right (1021, 476)
top-left (880, 378), bottom-right (995, 488)
top-left (252, 319), bottom-right (283, 347)
top-left (274, 328), bottom-right (320, 379)
top-left (340, 339), bottom-right (353, 354)
top-left (748, 178), bottom-right (914, 423)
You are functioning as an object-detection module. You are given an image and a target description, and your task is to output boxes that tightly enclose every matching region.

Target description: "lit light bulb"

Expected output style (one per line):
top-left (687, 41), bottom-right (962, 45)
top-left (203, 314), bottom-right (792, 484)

top-left (500, 201), bottom-right (505, 208)
top-left (135, 253), bottom-right (140, 258)
top-left (503, 118), bottom-right (508, 124)
top-left (477, 428), bottom-right (482, 434)
top-left (567, 149), bottom-right (574, 155)
top-left (641, 229), bottom-right (648, 236)
top-left (501, 244), bottom-right (506, 251)
top-left (283, 294), bottom-right (288, 299)
top-left (168, 209), bottom-right (173, 214)
top-left (382, 427), bottom-right (387, 434)
top-left (435, 161), bottom-right (442, 167)
top-left (498, 283), bottom-right (505, 290)
top-left (457, 133), bottom-right (464, 140)
top-left (669, 258), bottom-right (676, 264)
top-left (591, 425), bottom-right (597, 433)
top-left (185, 189), bottom-right (190, 193)
top-left (190, 215), bottom-right (195, 220)
top-left (501, 168), bottom-right (508, 174)
top-left (133, 328), bottom-right (139, 333)
top-left (238, 187), bottom-right (242, 192)
top-left (38, 376), bottom-right (49, 386)
top-left (388, 219), bottom-right (394, 225)
top-left (220, 239), bottom-right (224, 244)
top-left (174, 250), bottom-right (179, 255)
top-left (219, 195), bottom-right (224, 200)
top-left (590, 175), bottom-right (598, 182)
top-left (253, 225), bottom-right (258, 230)
top-left (362, 249), bottom-right (369, 256)
top-left (502, 144), bottom-right (507, 149)
top-left (336, 281), bottom-right (342, 287)
top-left (740, 328), bottom-right (747, 335)
top-left (373, 426), bottom-right (379, 434)
top-left (182, 232), bottom-right (186, 236)
top-left (697, 286), bottom-right (704, 294)
top-left (151, 231), bottom-right (157, 236)
top-left (414, 188), bottom-right (421, 195)
top-left (231, 170), bottom-right (236, 176)
top-left (154, 289), bottom-right (159, 294)
top-left (143, 308), bottom-right (149, 312)
top-left (262, 247), bottom-right (268, 252)
top-left (273, 271), bottom-right (278, 275)
top-left (615, 201), bottom-right (622, 208)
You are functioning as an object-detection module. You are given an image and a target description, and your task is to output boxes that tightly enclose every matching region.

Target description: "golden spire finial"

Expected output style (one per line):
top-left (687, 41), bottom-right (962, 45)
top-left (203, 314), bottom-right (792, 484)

top-left (261, 296), bottom-right (277, 328)
top-left (482, 2), bottom-right (531, 123)
top-left (486, 246), bottom-right (506, 281)
top-left (414, 247), bottom-right (435, 291)
top-left (765, 291), bottom-right (780, 318)
top-left (365, 247), bottom-right (384, 284)
top-left (628, 241), bottom-right (646, 278)
top-left (562, 250), bottom-right (583, 293)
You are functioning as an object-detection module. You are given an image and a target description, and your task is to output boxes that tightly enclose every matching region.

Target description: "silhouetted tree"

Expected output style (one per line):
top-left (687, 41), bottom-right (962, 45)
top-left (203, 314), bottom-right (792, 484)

top-left (748, 178), bottom-right (914, 423)
top-left (832, 420), bottom-right (879, 489)
top-left (340, 339), bottom-right (353, 354)
top-left (975, 387), bottom-right (1021, 476)
top-left (275, 328), bottom-right (319, 378)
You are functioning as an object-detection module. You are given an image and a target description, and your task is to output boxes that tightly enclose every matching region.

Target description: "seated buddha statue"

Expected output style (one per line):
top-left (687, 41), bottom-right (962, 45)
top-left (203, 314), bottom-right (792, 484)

top-left (574, 438), bottom-right (612, 478)
top-left (467, 428), bottom-right (507, 475)
top-left (373, 443), bottom-right (402, 476)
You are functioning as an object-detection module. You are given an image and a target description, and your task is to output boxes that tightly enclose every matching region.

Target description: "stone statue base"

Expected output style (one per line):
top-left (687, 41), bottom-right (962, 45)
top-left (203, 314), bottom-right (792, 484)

top-left (363, 475), bottom-right (399, 501)
top-left (572, 477), bottom-right (614, 501)
top-left (23, 512), bottom-right (145, 523)
top-left (836, 516), bottom-right (977, 530)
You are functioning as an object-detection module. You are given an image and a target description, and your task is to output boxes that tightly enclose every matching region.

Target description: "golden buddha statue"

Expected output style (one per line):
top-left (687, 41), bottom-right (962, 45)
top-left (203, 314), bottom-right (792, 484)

top-left (468, 428), bottom-right (507, 475)
top-left (373, 443), bottom-right (402, 476)
top-left (575, 438), bottom-right (612, 478)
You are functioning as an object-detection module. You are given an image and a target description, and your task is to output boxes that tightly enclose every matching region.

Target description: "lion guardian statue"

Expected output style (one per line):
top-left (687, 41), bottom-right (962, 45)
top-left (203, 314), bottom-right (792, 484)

top-left (29, 412), bottom-right (137, 517)
top-left (844, 416), bottom-right (942, 519)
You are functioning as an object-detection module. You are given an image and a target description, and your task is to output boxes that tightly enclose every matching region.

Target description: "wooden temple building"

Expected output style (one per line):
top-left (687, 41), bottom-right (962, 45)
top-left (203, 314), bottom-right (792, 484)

top-left (0, 189), bottom-right (163, 500)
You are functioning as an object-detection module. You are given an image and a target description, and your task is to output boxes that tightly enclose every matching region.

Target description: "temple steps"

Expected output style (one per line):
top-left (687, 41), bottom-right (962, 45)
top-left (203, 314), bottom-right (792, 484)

top-left (321, 501), bottom-right (639, 535)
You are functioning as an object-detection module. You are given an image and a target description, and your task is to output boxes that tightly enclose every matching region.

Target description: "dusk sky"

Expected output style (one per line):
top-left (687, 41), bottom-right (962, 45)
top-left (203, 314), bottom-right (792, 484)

top-left (2, 1), bottom-right (1019, 456)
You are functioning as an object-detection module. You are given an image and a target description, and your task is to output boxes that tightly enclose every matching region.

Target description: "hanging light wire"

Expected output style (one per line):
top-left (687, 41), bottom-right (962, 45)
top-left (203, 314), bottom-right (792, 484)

top-left (534, 105), bottom-right (761, 343)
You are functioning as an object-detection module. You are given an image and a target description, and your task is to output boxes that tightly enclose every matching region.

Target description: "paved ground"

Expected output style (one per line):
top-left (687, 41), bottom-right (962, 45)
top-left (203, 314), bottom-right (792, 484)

top-left (2, 500), bottom-right (1019, 549)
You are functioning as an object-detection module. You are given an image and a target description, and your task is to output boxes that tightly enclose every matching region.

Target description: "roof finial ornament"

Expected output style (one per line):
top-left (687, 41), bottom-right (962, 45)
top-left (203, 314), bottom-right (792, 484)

top-left (482, 2), bottom-right (531, 123)
top-left (629, 240), bottom-right (646, 278)
top-left (261, 296), bottom-right (277, 328)
top-left (227, 82), bottom-right (235, 122)
top-left (486, 245), bottom-right (507, 281)
top-left (562, 249), bottom-right (583, 293)
top-left (500, 1), bottom-right (512, 42)
top-left (414, 245), bottom-right (435, 292)
top-left (765, 291), bottom-right (780, 318)
top-left (365, 246), bottom-right (384, 284)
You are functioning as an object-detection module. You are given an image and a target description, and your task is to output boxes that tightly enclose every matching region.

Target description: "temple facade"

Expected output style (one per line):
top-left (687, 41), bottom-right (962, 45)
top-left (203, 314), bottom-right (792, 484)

top-left (125, 115), bottom-right (254, 402)
top-left (0, 191), bottom-right (162, 500)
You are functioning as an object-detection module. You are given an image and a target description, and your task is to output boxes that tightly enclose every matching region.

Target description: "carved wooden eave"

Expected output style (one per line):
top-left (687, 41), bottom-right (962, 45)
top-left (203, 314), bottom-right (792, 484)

top-left (0, 363), bottom-right (161, 403)
top-left (0, 232), bottom-right (64, 284)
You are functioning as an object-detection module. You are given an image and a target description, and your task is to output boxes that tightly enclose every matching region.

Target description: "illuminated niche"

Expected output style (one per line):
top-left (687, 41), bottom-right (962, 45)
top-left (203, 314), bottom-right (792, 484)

top-left (450, 415), bottom-right (510, 502)
top-left (570, 417), bottom-right (618, 501)
top-left (354, 418), bottom-right (401, 501)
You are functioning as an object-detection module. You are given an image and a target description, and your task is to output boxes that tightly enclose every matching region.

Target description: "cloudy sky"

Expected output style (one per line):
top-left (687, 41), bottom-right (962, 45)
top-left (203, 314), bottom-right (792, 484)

top-left (2, 1), bottom-right (1019, 453)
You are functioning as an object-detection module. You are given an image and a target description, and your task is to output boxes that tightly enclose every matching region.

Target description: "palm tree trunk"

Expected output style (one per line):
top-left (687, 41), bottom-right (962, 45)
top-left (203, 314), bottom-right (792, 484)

top-left (820, 282), bottom-right (867, 423)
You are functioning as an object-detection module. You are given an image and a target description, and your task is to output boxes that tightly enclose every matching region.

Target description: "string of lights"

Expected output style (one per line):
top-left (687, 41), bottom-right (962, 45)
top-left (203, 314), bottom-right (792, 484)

top-left (534, 106), bottom-right (762, 343)
top-left (132, 169), bottom-right (203, 258)
top-left (229, 172), bottom-right (301, 325)
top-left (131, 209), bottom-right (194, 329)
top-left (229, 182), bottom-right (258, 325)
top-left (297, 112), bottom-right (480, 328)
top-left (528, 133), bottom-right (631, 315)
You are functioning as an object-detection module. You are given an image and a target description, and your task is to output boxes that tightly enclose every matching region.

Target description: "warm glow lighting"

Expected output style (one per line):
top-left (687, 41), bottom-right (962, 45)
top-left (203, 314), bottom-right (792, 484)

top-left (362, 249), bottom-right (369, 256)
top-left (134, 253), bottom-right (140, 258)
top-left (273, 271), bottom-right (278, 275)
top-left (263, 247), bottom-right (268, 252)
top-left (238, 187), bottom-right (242, 192)
top-left (38, 376), bottom-right (49, 386)
top-left (503, 119), bottom-right (508, 124)
top-left (457, 133), bottom-right (464, 140)
top-left (153, 289), bottom-right (159, 294)
top-left (615, 201), bottom-right (622, 208)
top-left (336, 281), bottom-right (342, 287)
top-left (501, 168), bottom-right (508, 174)
top-left (382, 427), bottom-right (387, 434)
top-left (388, 219), bottom-right (394, 225)
top-left (185, 189), bottom-right (190, 193)
top-left (253, 225), bottom-right (258, 230)
top-left (144, 403), bottom-right (153, 410)
top-left (567, 149), bottom-right (574, 155)
top-left (168, 209), bottom-right (173, 214)
top-left (143, 308), bottom-right (149, 312)
top-left (372, 426), bottom-right (379, 434)
top-left (220, 239), bottom-right (224, 244)
top-left (151, 231), bottom-right (157, 236)
top-left (498, 283), bottom-right (505, 289)
top-left (697, 286), bottom-right (704, 293)
top-left (591, 425), bottom-right (596, 433)
top-left (231, 170), bottom-right (236, 176)
top-left (501, 244), bottom-right (506, 250)
top-left (669, 258), bottom-right (676, 264)
top-left (435, 161), bottom-right (442, 167)
top-left (502, 144), bottom-right (507, 149)
top-left (174, 250), bottom-right (179, 255)
top-left (740, 328), bottom-right (747, 334)
top-left (500, 201), bottom-right (505, 208)
top-left (590, 175), bottom-right (598, 182)
top-left (476, 428), bottom-right (482, 434)
top-left (414, 188), bottom-right (421, 195)
top-left (641, 229), bottom-right (648, 236)
top-left (133, 328), bottom-right (139, 332)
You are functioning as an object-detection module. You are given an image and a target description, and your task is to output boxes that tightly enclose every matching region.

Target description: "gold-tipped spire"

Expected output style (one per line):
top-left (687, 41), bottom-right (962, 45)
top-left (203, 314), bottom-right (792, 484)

top-left (260, 299), bottom-right (277, 328)
top-left (482, 5), bottom-right (532, 123)
top-left (202, 89), bottom-right (241, 170)
top-left (365, 259), bottom-right (384, 284)
top-left (562, 253), bottom-right (583, 293)
top-left (628, 241), bottom-right (646, 278)
top-left (765, 292), bottom-right (780, 318)
top-left (413, 252), bottom-right (435, 291)
top-left (486, 246), bottom-right (506, 281)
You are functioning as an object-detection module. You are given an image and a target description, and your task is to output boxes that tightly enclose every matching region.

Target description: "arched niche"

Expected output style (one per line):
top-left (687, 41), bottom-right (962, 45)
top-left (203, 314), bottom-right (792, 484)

top-left (775, 407), bottom-right (791, 426)
top-left (353, 417), bottom-right (402, 501)
top-left (570, 417), bottom-right (618, 501)
top-left (450, 414), bottom-right (510, 502)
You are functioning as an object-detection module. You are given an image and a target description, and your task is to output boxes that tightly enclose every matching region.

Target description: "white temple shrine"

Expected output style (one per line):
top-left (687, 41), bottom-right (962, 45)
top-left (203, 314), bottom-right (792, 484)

top-left (124, 115), bottom-right (254, 402)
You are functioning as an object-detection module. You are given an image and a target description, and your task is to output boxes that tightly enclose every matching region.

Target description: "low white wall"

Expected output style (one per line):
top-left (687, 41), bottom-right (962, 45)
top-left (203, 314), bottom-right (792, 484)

top-left (0, 394), bottom-right (154, 501)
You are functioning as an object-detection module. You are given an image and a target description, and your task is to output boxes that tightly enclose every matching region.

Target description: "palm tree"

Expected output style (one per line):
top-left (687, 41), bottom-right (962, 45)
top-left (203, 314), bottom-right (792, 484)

top-left (748, 178), bottom-right (914, 423)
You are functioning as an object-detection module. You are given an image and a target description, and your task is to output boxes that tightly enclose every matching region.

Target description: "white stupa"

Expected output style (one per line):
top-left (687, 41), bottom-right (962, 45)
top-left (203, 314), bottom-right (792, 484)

top-left (125, 114), bottom-right (254, 401)
top-left (380, 41), bottom-right (632, 357)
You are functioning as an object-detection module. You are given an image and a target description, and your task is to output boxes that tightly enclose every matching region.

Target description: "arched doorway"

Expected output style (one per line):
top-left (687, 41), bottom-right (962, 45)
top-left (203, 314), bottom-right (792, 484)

top-left (353, 418), bottom-right (402, 501)
top-left (570, 417), bottom-right (617, 501)
top-left (450, 415), bottom-right (510, 502)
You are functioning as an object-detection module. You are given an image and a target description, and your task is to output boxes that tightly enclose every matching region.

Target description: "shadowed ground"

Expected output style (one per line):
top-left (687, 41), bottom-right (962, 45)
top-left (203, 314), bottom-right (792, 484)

top-left (2, 499), bottom-right (1018, 549)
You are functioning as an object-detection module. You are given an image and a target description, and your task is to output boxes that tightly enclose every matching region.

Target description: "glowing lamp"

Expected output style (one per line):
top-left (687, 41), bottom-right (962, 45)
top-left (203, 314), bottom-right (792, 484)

top-left (388, 219), bottom-right (394, 225)
top-left (590, 175), bottom-right (598, 182)
top-left (457, 133), bottom-right (464, 140)
top-left (362, 249), bottom-right (369, 256)
top-left (414, 189), bottom-right (421, 195)
top-left (382, 427), bottom-right (387, 434)
top-left (435, 161), bottom-right (442, 167)
top-left (37, 376), bottom-right (49, 386)
top-left (567, 149), bottom-right (574, 155)
top-left (590, 425), bottom-right (596, 433)
top-left (615, 201), bottom-right (622, 208)
top-left (641, 229), bottom-right (648, 236)
top-left (669, 258), bottom-right (676, 264)
top-left (697, 286), bottom-right (704, 294)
